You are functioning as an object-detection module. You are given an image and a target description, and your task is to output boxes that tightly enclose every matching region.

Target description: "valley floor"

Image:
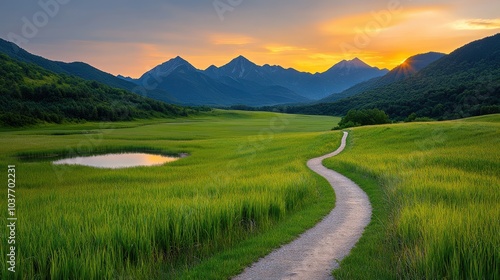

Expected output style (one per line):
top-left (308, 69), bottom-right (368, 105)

top-left (235, 131), bottom-right (371, 280)
top-left (0, 111), bottom-right (342, 279)
top-left (1, 112), bottom-right (498, 279)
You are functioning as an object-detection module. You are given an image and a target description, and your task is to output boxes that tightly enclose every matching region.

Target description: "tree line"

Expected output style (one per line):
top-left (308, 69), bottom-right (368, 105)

top-left (0, 54), bottom-right (192, 127)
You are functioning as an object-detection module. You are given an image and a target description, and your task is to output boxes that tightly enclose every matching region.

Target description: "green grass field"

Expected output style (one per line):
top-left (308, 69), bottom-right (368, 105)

top-left (326, 114), bottom-right (500, 279)
top-left (1, 111), bottom-right (498, 279)
top-left (0, 111), bottom-right (342, 279)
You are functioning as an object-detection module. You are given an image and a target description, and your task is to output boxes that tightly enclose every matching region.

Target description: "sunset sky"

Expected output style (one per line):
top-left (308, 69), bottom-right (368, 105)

top-left (1, 0), bottom-right (499, 78)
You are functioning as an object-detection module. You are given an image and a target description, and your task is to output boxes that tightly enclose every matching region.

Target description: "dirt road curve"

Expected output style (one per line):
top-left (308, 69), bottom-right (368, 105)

top-left (234, 131), bottom-right (372, 280)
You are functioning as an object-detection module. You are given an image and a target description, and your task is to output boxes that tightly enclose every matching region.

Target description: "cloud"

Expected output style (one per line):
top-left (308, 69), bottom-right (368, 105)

top-left (319, 6), bottom-right (450, 37)
top-left (266, 45), bottom-right (308, 53)
top-left (2, 0), bottom-right (497, 77)
top-left (209, 34), bottom-right (256, 45)
top-left (452, 19), bottom-right (500, 30)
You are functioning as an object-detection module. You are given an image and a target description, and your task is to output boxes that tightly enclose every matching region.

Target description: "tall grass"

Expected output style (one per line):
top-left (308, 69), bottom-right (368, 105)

top-left (0, 111), bottom-right (341, 279)
top-left (326, 114), bottom-right (500, 279)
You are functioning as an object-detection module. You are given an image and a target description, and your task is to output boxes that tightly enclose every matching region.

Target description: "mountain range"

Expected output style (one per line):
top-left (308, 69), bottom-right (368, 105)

top-left (0, 37), bottom-right (389, 107)
top-left (0, 33), bottom-right (498, 123)
top-left (0, 39), bottom-right (177, 104)
top-left (130, 56), bottom-right (306, 106)
top-left (0, 53), bottom-right (188, 127)
top-left (288, 33), bottom-right (500, 120)
top-left (202, 55), bottom-right (388, 99)
top-left (123, 55), bottom-right (388, 106)
top-left (319, 52), bottom-right (446, 103)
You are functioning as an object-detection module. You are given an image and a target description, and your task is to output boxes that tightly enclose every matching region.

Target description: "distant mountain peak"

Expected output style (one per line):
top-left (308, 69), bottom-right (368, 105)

top-left (138, 56), bottom-right (197, 81)
top-left (322, 57), bottom-right (387, 79)
top-left (229, 55), bottom-right (255, 65)
top-left (151, 56), bottom-right (193, 70)
top-left (349, 57), bottom-right (373, 68)
top-left (205, 64), bottom-right (218, 70)
top-left (220, 55), bottom-right (259, 78)
top-left (236, 54), bottom-right (248, 59)
top-left (350, 57), bottom-right (366, 64)
top-left (167, 56), bottom-right (190, 65)
top-left (319, 51), bottom-right (447, 104)
top-left (328, 57), bottom-right (373, 72)
top-left (401, 52), bottom-right (446, 65)
top-left (394, 52), bottom-right (446, 78)
top-left (117, 74), bottom-right (135, 82)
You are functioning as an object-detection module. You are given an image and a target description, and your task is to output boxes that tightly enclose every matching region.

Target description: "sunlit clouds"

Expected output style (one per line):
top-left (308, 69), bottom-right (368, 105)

top-left (266, 45), bottom-right (309, 54)
top-left (452, 19), bottom-right (500, 30)
top-left (210, 34), bottom-right (256, 46)
top-left (1, 0), bottom-right (498, 77)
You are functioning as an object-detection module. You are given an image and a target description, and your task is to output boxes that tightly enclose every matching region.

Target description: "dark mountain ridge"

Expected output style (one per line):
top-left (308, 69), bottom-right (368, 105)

top-left (132, 56), bottom-right (310, 106)
top-left (0, 53), bottom-right (188, 127)
top-left (1, 38), bottom-right (389, 107)
top-left (287, 34), bottom-right (500, 120)
top-left (202, 56), bottom-right (388, 100)
top-left (320, 52), bottom-right (446, 103)
top-left (0, 38), bottom-right (177, 103)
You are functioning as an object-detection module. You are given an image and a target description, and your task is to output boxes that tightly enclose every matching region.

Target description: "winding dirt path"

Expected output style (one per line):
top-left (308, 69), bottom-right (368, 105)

top-left (234, 131), bottom-right (372, 280)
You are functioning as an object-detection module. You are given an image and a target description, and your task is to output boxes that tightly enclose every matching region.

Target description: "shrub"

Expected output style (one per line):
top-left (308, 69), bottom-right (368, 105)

top-left (0, 112), bottom-right (38, 127)
top-left (334, 109), bottom-right (390, 129)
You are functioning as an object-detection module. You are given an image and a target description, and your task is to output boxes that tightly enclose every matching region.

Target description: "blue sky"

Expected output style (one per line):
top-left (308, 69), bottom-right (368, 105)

top-left (1, 0), bottom-right (499, 77)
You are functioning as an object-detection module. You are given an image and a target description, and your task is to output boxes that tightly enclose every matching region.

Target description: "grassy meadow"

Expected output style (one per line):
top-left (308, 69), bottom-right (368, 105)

top-left (1, 110), bottom-right (498, 279)
top-left (0, 111), bottom-right (342, 279)
top-left (326, 114), bottom-right (500, 279)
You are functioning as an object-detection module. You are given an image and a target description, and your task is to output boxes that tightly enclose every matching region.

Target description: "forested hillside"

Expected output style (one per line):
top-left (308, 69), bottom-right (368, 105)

top-left (0, 54), bottom-right (188, 127)
top-left (286, 34), bottom-right (500, 120)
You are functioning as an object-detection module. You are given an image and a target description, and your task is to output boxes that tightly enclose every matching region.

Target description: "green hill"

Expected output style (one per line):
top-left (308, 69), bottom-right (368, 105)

top-left (0, 39), bottom-right (178, 104)
top-left (319, 52), bottom-right (446, 103)
top-left (0, 54), bottom-right (188, 127)
top-left (288, 34), bottom-right (500, 120)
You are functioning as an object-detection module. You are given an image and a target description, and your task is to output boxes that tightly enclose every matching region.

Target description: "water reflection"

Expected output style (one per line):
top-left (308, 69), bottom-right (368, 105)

top-left (53, 153), bottom-right (179, 169)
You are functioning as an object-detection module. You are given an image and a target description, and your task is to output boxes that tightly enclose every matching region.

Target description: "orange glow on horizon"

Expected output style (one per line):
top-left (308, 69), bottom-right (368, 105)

top-left (209, 33), bottom-right (256, 46)
top-left (27, 18), bottom-right (497, 78)
top-left (11, 0), bottom-right (498, 79)
top-left (81, 32), bottom-right (489, 77)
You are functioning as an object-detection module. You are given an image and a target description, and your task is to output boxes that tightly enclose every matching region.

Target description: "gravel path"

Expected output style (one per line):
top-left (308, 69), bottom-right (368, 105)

top-left (234, 131), bottom-right (372, 280)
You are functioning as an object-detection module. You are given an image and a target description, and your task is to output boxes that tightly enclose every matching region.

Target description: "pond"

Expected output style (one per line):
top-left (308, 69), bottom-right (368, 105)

top-left (53, 153), bottom-right (181, 169)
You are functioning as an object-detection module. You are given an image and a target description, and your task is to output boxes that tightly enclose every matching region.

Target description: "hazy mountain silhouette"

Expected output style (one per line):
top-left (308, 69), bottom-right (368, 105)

top-left (203, 56), bottom-right (388, 100)
top-left (0, 38), bottom-right (177, 103)
top-left (131, 56), bottom-right (310, 106)
top-left (0, 38), bottom-right (388, 106)
top-left (320, 52), bottom-right (446, 103)
top-left (289, 33), bottom-right (500, 120)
